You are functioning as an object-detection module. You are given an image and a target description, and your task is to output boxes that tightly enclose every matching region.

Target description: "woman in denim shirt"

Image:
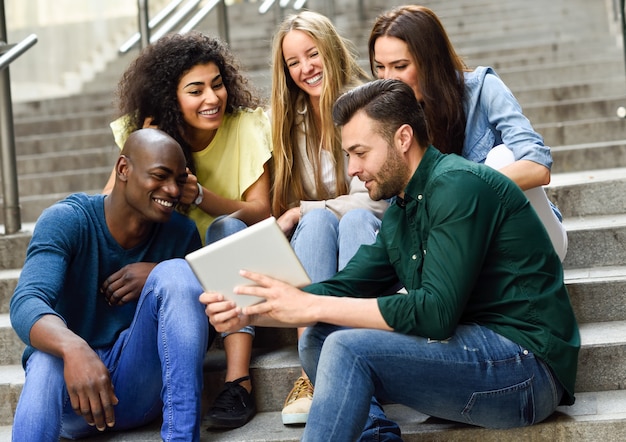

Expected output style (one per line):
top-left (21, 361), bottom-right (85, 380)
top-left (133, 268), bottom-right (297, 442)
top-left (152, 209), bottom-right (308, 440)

top-left (368, 5), bottom-right (567, 260)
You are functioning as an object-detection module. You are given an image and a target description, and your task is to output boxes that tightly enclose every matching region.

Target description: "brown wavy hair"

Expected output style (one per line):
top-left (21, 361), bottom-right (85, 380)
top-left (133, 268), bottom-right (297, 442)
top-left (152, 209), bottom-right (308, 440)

top-left (115, 31), bottom-right (263, 174)
top-left (368, 5), bottom-right (468, 155)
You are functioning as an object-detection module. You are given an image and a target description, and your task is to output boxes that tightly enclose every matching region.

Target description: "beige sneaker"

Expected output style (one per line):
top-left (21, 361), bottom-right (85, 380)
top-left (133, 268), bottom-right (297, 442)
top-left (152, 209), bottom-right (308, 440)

top-left (281, 376), bottom-right (314, 425)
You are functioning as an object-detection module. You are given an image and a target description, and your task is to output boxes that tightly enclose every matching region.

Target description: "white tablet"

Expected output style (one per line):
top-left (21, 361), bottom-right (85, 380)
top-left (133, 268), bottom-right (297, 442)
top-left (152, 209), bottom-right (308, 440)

top-left (185, 216), bottom-right (311, 308)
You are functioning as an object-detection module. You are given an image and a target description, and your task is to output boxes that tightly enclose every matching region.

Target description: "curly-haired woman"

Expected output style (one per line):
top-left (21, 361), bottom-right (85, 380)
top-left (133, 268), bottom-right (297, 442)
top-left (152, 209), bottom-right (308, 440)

top-left (103, 32), bottom-right (272, 430)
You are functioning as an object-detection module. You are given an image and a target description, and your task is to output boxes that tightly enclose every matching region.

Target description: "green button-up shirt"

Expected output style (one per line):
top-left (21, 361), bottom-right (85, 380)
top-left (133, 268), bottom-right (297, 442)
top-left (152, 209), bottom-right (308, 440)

top-left (304, 146), bottom-right (580, 405)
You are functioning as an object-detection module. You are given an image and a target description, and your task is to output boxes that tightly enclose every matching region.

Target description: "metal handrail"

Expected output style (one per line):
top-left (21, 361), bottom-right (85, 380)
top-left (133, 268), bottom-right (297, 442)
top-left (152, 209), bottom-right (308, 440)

top-left (179, 0), bottom-right (220, 34)
top-left (0, 0), bottom-right (38, 234)
top-left (0, 34), bottom-right (38, 71)
top-left (149, 0), bottom-right (202, 42)
top-left (119, 0), bottom-right (185, 53)
top-left (121, 0), bottom-right (231, 54)
top-left (259, 0), bottom-right (307, 15)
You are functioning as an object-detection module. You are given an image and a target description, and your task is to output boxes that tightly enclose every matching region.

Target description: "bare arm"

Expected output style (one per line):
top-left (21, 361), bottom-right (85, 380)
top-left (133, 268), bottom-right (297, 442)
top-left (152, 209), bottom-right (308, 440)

top-left (194, 163), bottom-right (272, 226)
top-left (498, 160), bottom-right (550, 190)
top-left (29, 315), bottom-right (118, 431)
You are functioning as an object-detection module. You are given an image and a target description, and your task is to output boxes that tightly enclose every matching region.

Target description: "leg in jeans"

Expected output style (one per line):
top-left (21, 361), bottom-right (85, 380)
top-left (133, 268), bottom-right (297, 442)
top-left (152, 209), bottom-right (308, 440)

top-left (205, 215), bottom-right (256, 428)
top-left (288, 210), bottom-right (390, 430)
top-left (299, 324), bottom-right (401, 442)
top-left (13, 259), bottom-right (209, 442)
top-left (291, 209), bottom-right (339, 283)
top-left (337, 209), bottom-right (381, 270)
top-left (301, 323), bottom-right (563, 442)
top-left (12, 352), bottom-right (68, 442)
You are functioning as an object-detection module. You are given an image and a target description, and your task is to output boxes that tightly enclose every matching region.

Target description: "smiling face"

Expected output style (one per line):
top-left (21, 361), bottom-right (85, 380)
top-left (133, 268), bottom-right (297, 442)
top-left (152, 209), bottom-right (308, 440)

top-left (120, 131), bottom-right (188, 223)
top-left (373, 36), bottom-right (423, 101)
top-left (342, 110), bottom-right (411, 201)
top-left (176, 62), bottom-right (228, 149)
top-left (282, 30), bottom-right (324, 100)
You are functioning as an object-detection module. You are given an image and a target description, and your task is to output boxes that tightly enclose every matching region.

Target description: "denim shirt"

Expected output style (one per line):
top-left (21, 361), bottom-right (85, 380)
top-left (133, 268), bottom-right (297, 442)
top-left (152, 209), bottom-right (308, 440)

top-left (463, 66), bottom-right (553, 169)
top-left (304, 147), bottom-right (579, 405)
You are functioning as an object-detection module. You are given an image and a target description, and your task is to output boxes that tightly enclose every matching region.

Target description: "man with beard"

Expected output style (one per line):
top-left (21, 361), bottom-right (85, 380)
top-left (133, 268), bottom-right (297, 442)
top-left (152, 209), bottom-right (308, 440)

top-left (11, 128), bottom-right (209, 441)
top-left (202, 79), bottom-right (580, 441)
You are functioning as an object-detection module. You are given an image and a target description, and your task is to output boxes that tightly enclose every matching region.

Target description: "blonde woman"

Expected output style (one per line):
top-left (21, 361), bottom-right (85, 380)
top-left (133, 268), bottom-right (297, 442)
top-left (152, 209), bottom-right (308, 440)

top-left (270, 11), bottom-right (389, 425)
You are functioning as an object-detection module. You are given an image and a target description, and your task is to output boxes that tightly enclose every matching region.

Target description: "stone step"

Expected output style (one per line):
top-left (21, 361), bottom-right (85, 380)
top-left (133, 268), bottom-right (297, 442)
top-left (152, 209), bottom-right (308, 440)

top-left (536, 116), bottom-right (626, 146)
top-left (562, 214), bottom-right (626, 270)
top-left (524, 95), bottom-right (626, 124)
top-left (0, 233), bottom-right (30, 271)
top-left (12, 91), bottom-right (114, 117)
top-left (565, 265), bottom-right (626, 324)
top-left (13, 110), bottom-right (115, 138)
top-left (15, 128), bottom-right (115, 155)
top-left (1, 167), bottom-right (111, 199)
top-left (497, 59), bottom-right (625, 90)
top-left (2, 359), bottom-right (626, 439)
top-left (546, 167), bottom-right (626, 218)
top-left (514, 76), bottom-right (626, 105)
top-left (467, 43), bottom-right (621, 71)
top-left (15, 146), bottom-right (116, 176)
top-left (551, 140), bottom-right (626, 173)
top-left (0, 389), bottom-right (610, 441)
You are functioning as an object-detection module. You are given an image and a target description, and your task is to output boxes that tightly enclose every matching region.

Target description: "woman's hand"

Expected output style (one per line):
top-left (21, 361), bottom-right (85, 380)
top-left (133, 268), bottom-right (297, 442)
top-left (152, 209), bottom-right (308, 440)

top-left (276, 207), bottom-right (301, 236)
top-left (180, 169), bottom-right (200, 206)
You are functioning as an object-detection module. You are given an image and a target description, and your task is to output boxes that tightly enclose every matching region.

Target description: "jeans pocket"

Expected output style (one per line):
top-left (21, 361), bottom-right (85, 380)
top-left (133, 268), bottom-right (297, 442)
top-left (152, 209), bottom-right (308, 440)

top-left (461, 377), bottom-right (535, 429)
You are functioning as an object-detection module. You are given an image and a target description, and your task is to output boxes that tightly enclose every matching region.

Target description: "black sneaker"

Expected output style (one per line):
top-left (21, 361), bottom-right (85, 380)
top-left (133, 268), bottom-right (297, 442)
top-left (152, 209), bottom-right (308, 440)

top-left (205, 375), bottom-right (256, 429)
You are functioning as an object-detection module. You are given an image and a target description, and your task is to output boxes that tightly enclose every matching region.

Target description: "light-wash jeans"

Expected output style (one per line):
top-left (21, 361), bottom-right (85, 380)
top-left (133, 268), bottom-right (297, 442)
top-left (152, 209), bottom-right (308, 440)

top-left (12, 259), bottom-right (210, 442)
top-left (299, 323), bottom-right (563, 442)
top-left (291, 208), bottom-right (381, 282)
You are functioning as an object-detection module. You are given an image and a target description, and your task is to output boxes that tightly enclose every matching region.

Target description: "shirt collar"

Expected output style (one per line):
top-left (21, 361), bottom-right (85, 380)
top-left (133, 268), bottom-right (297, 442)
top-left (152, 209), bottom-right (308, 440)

top-left (400, 145), bottom-right (442, 204)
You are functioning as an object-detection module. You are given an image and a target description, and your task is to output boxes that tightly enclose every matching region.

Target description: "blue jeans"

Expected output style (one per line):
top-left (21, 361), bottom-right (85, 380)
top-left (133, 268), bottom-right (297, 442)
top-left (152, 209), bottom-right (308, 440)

top-left (206, 215), bottom-right (255, 338)
top-left (291, 209), bottom-right (381, 282)
top-left (299, 323), bottom-right (564, 442)
top-left (12, 259), bottom-right (210, 442)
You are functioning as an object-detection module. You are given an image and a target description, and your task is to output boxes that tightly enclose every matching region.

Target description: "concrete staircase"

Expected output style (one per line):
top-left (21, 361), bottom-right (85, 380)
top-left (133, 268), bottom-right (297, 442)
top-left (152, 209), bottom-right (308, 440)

top-left (2, 0), bottom-right (626, 440)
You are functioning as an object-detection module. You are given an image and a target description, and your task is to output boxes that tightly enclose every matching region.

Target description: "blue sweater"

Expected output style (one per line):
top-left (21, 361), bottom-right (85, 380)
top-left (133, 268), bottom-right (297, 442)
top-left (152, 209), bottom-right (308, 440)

top-left (10, 193), bottom-right (201, 366)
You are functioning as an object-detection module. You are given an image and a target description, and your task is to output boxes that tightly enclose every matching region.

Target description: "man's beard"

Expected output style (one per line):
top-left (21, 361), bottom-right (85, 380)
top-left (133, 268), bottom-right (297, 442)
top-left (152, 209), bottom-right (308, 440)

top-left (367, 147), bottom-right (410, 201)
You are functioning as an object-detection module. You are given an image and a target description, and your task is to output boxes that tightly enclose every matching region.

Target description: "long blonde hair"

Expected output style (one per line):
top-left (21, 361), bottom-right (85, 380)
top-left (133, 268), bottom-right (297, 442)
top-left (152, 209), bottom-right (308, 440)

top-left (270, 11), bottom-right (368, 217)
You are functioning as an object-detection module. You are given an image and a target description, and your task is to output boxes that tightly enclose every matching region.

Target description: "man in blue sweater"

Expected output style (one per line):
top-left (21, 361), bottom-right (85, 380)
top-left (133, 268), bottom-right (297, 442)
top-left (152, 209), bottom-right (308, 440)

top-left (10, 128), bottom-right (210, 441)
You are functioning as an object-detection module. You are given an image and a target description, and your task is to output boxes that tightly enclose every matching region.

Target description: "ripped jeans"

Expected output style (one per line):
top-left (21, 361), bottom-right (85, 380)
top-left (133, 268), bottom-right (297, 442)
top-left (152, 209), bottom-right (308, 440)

top-left (299, 323), bottom-right (563, 442)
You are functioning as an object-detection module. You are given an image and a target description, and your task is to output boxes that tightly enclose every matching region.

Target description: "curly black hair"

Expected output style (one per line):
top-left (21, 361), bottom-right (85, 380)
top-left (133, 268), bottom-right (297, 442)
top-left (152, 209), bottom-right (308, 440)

top-left (114, 31), bottom-right (263, 173)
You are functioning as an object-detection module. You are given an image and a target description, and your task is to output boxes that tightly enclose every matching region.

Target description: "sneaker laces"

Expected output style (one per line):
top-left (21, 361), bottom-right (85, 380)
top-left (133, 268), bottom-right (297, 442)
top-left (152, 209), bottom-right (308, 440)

top-left (284, 376), bottom-right (314, 407)
top-left (212, 375), bottom-right (252, 412)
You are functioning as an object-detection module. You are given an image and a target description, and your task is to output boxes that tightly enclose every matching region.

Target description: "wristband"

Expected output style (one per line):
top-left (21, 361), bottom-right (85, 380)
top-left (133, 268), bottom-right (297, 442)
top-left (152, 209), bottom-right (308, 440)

top-left (194, 183), bottom-right (204, 206)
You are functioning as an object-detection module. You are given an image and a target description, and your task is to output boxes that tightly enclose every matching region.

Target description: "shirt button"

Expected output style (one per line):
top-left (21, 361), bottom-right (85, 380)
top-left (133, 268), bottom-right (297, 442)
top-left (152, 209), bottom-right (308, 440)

top-left (412, 254), bottom-right (417, 260)
top-left (522, 349), bottom-right (529, 355)
top-left (417, 194), bottom-right (423, 200)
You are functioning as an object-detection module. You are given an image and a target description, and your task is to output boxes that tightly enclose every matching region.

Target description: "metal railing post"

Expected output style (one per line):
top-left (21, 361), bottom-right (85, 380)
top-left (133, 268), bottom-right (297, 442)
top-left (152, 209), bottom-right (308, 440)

top-left (0, 0), bottom-right (22, 234)
top-left (617, 0), bottom-right (626, 118)
top-left (216, 0), bottom-right (229, 45)
top-left (138, 0), bottom-right (151, 50)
